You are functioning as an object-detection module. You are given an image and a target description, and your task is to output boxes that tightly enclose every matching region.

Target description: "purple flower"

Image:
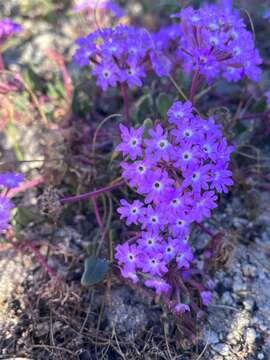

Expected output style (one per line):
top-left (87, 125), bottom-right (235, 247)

top-left (72, 0), bottom-right (124, 18)
top-left (174, 303), bottom-right (190, 314)
top-left (168, 211), bottom-right (193, 237)
top-left (141, 205), bottom-right (164, 231)
top-left (162, 237), bottom-right (179, 261)
top-left (117, 199), bottom-right (144, 225)
top-left (123, 59), bottom-right (146, 88)
top-left (191, 191), bottom-right (218, 222)
top-left (139, 253), bottom-right (168, 276)
top-left (92, 60), bottom-right (120, 90)
top-left (120, 266), bottom-right (139, 283)
top-left (200, 291), bottom-right (213, 306)
top-left (182, 165), bottom-right (211, 192)
top-left (115, 100), bottom-right (234, 309)
top-left (116, 124), bottom-right (144, 160)
top-left (121, 159), bottom-right (154, 188)
top-left (143, 169), bottom-right (174, 204)
top-left (0, 19), bottom-right (21, 42)
top-left (73, 25), bottom-right (152, 91)
top-left (168, 101), bottom-right (193, 124)
top-left (145, 124), bottom-right (172, 162)
top-left (164, 188), bottom-right (192, 215)
top-left (144, 278), bottom-right (171, 295)
top-left (0, 196), bottom-right (14, 232)
top-left (115, 243), bottom-right (140, 270)
top-left (173, 141), bottom-right (201, 171)
top-left (138, 231), bottom-right (161, 253)
top-left (176, 242), bottom-right (194, 269)
top-left (0, 172), bottom-right (24, 189)
top-left (171, 3), bottom-right (262, 83)
top-left (210, 164), bottom-right (234, 193)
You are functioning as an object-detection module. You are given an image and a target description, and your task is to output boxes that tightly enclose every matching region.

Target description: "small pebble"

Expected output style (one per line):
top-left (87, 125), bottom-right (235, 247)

top-left (242, 264), bottom-right (257, 277)
top-left (245, 328), bottom-right (257, 346)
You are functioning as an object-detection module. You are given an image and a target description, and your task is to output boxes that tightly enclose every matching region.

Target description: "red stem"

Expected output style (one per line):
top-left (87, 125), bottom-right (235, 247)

top-left (60, 180), bottom-right (125, 204)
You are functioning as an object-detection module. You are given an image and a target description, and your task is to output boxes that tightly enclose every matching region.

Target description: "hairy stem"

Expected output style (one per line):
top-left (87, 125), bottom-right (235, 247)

top-left (60, 180), bottom-right (125, 204)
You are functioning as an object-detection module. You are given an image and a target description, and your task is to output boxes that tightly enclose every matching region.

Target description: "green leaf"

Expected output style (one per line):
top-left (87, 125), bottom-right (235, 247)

top-left (134, 94), bottom-right (152, 122)
top-left (81, 256), bottom-right (109, 287)
top-left (143, 118), bottom-right (153, 138)
top-left (156, 93), bottom-right (172, 119)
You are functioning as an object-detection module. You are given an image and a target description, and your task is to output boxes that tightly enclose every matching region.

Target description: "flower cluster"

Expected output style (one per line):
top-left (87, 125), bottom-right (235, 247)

top-left (115, 101), bottom-right (234, 313)
top-left (0, 172), bottom-right (24, 232)
top-left (73, 25), bottom-right (153, 90)
top-left (161, 1), bottom-right (262, 83)
top-left (72, 0), bottom-right (124, 18)
top-left (0, 19), bottom-right (21, 43)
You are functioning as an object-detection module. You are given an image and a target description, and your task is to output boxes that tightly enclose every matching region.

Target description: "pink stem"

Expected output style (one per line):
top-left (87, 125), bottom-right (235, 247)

top-left (92, 196), bottom-right (103, 228)
top-left (0, 52), bottom-right (4, 71)
top-left (60, 180), bottom-right (125, 204)
top-left (25, 242), bottom-right (58, 278)
top-left (7, 176), bottom-right (44, 198)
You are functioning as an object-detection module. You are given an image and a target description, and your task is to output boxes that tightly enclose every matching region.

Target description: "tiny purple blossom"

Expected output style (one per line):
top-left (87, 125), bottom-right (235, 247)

top-left (145, 124), bottom-right (172, 162)
top-left (139, 253), bottom-right (168, 276)
top-left (144, 278), bottom-right (171, 295)
top-left (0, 196), bottom-right (14, 232)
top-left (0, 19), bottom-right (21, 42)
top-left (117, 199), bottom-right (144, 225)
top-left (174, 303), bottom-right (190, 314)
top-left (200, 291), bottom-right (213, 306)
top-left (168, 101), bottom-right (193, 124)
top-left (115, 243), bottom-right (140, 270)
top-left (210, 163), bottom-right (234, 193)
top-left (116, 124), bottom-right (144, 160)
top-left (0, 172), bottom-right (24, 189)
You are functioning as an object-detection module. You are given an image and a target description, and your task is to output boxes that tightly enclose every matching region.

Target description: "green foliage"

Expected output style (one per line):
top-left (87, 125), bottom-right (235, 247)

top-left (143, 118), bottom-right (154, 138)
top-left (156, 93), bottom-right (173, 119)
top-left (81, 255), bottom-right (109, 287)
top-left (134, 93), bottom-right (153, 123)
